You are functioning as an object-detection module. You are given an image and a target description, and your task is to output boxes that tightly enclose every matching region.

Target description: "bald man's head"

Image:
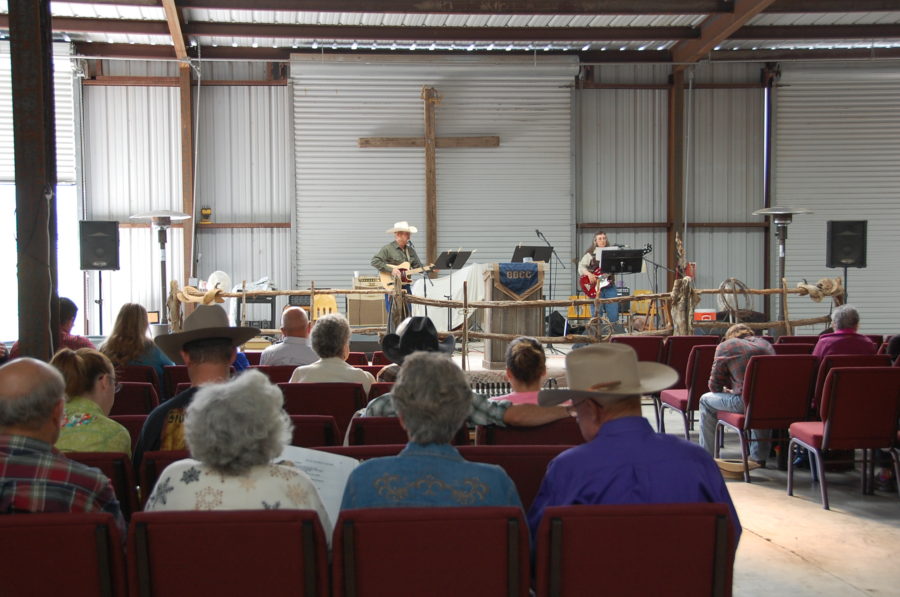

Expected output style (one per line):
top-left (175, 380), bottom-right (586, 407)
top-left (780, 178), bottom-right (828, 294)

top-left (0, 358), bottom-right (66, 439)
top-left (281, 307), bottom-right (311, 339)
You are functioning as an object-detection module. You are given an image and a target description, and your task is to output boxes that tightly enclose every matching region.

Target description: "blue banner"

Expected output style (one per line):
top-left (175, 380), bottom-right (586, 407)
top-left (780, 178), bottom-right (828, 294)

top-left (498, 262), bottom-right (540, 300)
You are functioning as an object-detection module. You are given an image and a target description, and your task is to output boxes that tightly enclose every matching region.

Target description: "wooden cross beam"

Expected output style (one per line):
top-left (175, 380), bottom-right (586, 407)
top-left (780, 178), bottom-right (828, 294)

top-left (359, 86), bottom-right (500, 265)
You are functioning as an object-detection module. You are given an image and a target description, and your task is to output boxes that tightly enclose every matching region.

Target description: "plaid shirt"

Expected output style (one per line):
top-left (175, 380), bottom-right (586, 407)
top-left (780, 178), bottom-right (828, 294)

top-left (708, 336), bottom-right (775, 395)
top-left (0, 434), bottom-right (125, 534)
top-left (364, 392), bottom-right (511, 427)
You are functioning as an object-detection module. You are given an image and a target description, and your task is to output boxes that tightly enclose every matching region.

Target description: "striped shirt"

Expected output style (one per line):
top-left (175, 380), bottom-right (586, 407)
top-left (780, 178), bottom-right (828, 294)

top-left (0, 434), bottom-right (125, 534)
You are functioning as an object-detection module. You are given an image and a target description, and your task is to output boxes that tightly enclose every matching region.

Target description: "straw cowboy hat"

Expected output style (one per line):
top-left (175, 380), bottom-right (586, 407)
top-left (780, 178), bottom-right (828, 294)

top-left (155, 304), bottom-right (259, 364)
top-left (381, 316), bottom-right (455, 365)
top-left (538, 343), bottom-right (678, 406)
top-left (386, 221), bottom-right (418, 234)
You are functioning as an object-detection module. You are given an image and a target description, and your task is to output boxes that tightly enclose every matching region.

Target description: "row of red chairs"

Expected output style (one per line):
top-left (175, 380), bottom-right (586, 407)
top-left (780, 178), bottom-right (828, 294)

top-left (0, 503), bottom-right (734, 597)
top-left (242, 351), bottom-right (392, 367)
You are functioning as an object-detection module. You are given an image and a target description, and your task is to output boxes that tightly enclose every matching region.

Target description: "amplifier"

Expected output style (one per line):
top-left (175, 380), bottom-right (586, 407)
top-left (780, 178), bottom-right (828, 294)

top-left (354, 275), bottom-right (382, 289)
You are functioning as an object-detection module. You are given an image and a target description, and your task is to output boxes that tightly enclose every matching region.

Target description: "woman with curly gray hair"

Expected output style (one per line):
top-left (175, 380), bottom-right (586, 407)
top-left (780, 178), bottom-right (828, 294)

top-left (340, 352), bottom-right (522, 510)
top-left (145, 370), bottom-right (331, 533)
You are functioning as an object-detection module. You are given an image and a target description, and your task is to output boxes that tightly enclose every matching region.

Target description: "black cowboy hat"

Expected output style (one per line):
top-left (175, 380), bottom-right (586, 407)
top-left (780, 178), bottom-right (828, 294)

top-left (381, 316), bottom-right (455, 365)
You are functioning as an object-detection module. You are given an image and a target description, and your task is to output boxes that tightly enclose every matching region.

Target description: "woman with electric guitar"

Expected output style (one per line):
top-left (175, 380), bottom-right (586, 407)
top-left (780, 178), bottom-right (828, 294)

top-left (578, 231), bottom-right (619, 323)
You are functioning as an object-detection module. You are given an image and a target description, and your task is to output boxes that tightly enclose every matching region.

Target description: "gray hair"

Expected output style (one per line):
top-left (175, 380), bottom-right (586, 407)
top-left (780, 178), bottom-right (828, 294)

top-left (310, 313), bottom-right (350, 358)
top-left (831, 304), bottom-right (860, 331)
top-left (0, 359), bottom-right (65, 430)
top-left (392, 352), bottom-right (471, 445)
top-left (185, 369), bottom-right (291, 476)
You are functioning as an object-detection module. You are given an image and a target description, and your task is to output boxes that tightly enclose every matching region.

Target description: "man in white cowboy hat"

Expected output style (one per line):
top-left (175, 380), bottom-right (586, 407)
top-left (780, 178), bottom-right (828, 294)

top-left (528, 343), bottom-right (741, 546)
top-left (132, 305), bottom-right (258, 470)
top-left (371, 221), bottom-right (426, 322)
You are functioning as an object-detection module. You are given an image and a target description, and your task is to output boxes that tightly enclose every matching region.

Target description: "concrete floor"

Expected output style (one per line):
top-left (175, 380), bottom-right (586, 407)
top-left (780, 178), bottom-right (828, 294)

top-left (656, 406), bottom-right (900, 597)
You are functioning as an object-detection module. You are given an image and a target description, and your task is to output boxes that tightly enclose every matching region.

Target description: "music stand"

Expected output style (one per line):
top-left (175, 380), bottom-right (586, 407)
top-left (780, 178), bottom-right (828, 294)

top-left (511, 245), bottom-right (553, 263)
top-left (434, 250), bottom-right (473, 331)
top-left (599, 249), bottom-right (645, 274)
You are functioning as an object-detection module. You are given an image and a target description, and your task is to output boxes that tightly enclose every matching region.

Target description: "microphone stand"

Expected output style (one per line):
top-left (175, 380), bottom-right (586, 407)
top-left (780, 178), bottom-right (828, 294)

top-left (536, 229), bottom-right (566, 354)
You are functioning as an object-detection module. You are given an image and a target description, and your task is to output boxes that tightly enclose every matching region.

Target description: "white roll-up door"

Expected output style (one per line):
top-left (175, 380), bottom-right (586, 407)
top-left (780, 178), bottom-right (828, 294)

top-left (0, 42), bottom-right (75, 183)
top-left (291, 54), bottom-right (577, 300)
top-left (773, 62), bottom-right (900, 333)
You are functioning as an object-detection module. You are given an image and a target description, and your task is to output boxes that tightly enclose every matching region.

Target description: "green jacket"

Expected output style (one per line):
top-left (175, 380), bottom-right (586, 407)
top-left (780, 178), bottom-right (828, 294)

top-left (371, 241), bottom-right (423, 274)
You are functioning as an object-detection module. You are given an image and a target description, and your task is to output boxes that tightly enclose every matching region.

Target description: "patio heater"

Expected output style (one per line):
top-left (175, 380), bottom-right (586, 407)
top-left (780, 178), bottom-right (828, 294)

top-left (751, 206), bottom-right (813, 322)
top-left (129, 210), bottom-right (191, 326)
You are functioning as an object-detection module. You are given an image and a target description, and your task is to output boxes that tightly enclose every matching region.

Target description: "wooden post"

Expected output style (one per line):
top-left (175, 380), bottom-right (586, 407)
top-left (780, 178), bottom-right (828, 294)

top-left (667, 69), bottom-right (686, 294)
top-left (179, 63), bottom-right (196, 318)
top-left (310, 281), bottom-right (316, 321)
top-left (422, 87), bottom-right (439, 266)
top-left (781, 278), bottom-right (793, 336)
top-left (462, 281), bottom-right (469, 371)
top-left (9, 0), bottom-right (58, 359)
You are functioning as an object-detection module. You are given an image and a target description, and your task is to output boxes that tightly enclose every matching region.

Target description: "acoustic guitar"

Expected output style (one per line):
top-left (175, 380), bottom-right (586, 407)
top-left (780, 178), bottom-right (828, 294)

top-left (379, 262), bottom-right (435, 291)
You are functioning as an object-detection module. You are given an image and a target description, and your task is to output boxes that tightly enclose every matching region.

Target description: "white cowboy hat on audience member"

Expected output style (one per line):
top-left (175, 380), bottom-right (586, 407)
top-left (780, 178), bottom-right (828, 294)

top-left (155, 304), bottom-right (259, 364)
top-left (386, 221), bottom-right (418, 234)
top-left (538, 343), bottom-right (678, 406)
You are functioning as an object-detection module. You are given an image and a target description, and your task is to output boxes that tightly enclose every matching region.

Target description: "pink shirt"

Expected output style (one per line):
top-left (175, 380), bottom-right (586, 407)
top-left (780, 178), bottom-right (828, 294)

top-left (489, 390), bottom-right (539, 405)
top-left (812, 330), bottom-right (876, 359)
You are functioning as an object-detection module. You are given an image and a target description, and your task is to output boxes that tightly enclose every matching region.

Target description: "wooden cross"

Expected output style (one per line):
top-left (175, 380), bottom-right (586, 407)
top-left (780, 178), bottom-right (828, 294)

top-left (358, 86), bottom-right (500, 265)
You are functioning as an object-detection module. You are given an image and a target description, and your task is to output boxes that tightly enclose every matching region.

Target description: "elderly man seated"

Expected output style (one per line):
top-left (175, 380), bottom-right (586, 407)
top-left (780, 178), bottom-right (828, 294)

top-left (813, 304), bottom-right (876, 358)
top-left (145, 370), bottom-right (331, 535)
top-left (289, 313), bottom-right (374, 394)
top-left (528, 344), bottom-right (741, 547)
top-left (0, 358), bottom-right (125, 533)
top-left (341, 352), bottom-right (521, 509)
top-left (260, 306), bottom-right (318, 367)
top-left (364, 317), bottom-right (569, 428)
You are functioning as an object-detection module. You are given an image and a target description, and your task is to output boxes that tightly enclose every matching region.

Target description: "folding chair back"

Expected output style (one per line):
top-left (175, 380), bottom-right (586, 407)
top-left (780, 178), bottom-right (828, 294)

top-left (139, 450), bottom-right (190, 507)
top-left (475, 417), bottom-right (583, 446)
top-left (110, 414), bottom-right (147, 454)
top-left (775, 335), bottom-right (818, 344)
top-left (772, 343), bottom-right (815, 355)
top-left (278, 382), bottom-right (368, 435)
top-left (162, 366), bottom-right (190, 399)
top-left (610, 335), bottom-right (664, 363)
top-left (743, 355), bottom-right (817, 429)
top-left (659, 344), bottom-right (717, 438)
top-left (812, 354), bottom-right (892, 412)
top-left (371, 351), bottom-right (392, 365)
top-left (661, 336), bottom-right (719, 389)
top-left (317, 444), bottom-right (405, 460)
top-left (534, 503), bottom-right (733, 597)
top-left (110, 382), bottom-right (159, 416)
top-left (66, 451), bottom-right (139, 520)
top-left (346, 352), bottom-right (369, 366)
top-left (347, 417), bottom-right (468, 446)
top-left (0, 512), bottom-right (127, 597)
top-left (820, 367), bottom-right (900, 450)
top-left (368, 382), bottom-right (394, 401)
top-left (289, 415), bottom-right (341, 447)
top-left (332, 507), bottom-right (529, 597)
top-left (116, 365), bottom-right (163, 398)
top-left (253, 365), bottom-right (297, 384)
top-left (459, 445), bottom-right (569, 511)
top-left (128, 510), bottom-right (328, 597)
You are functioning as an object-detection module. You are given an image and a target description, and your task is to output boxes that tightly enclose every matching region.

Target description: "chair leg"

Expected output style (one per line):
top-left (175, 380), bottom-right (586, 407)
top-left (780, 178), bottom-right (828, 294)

top-left (787, 439), bottom-right (796, 496)
top-left (714, 422), bottom-right (722, 459)
top-left (652, 396), bottom-right (663, 432)
top-left (681, 411), bottom-right (690, 441)
top-left (739, 430), bottom-right (751, 484)
top-left (862, 449), bottom-right (871, 495)
top-left (891, 448), bottom-right (900, 499)
top-left (810, 448), bottom-right (829, 510)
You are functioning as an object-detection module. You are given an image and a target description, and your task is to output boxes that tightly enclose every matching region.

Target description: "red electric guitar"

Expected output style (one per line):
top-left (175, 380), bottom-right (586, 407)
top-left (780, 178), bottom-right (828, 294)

top-left (579, 269), bottom-right (611, 298)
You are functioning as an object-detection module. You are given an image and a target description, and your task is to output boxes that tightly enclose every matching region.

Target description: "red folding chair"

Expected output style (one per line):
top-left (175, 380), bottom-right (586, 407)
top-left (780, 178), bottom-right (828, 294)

top-left (715, 355), bottom-right (817, 482)
top-left (289, 415), bottom-right (341, 447)
top-left (368, 381), bottom-right (394, 401)
top-left (346, 417), bottom-right (469, 446)
top-left (475, 417), bottom-right (583, 446)
top-left (110, 414), bottom-right (147, 455)
top-left (346, 352), bottom-right (369, 366)
top-left (610, 335), bottom-right (664, 363)
top-left (0, 512), bottom-right (127, 597)
top-left (534, 504), bottom-right (734, 597)
top-left (459, 445), bottom-right (569, 511)
top-left (659, 344), bottom-right (717, 439)
top-left (162, 366), bottom-right (190, 399)
top-left (788, 367), bottom-right (900, 509)
top-left (129, 510), bottom-right (329, 597)
top-left (772, 343), bottom-right (815, 355)
top-left (110, 382), bottom-right (159, 416)
top-left (138, 450), bottom-right (190, 508)
top-left (316, 444), bottom-right (405, 461)
top-left (812, 354), bottom-right (892, 412)
top-left (358, 365), bottom-right (385, 378)
top-left (244, 351), bottom-right (262, 366)
top-left (371, 351), bottom-right (392, 366)
top-left (252, 365), bottom-right (298, 384)
top-left (66, 451), bottom-right (139, 520)
top-left (117, 364), bottom-right (163, 398)
top-left (775, 335), bottom-right (818, 344)
top-left (660, 336), bottom-right (719, 390)
top-left (277, 382), bottom-right (368, 436)
top-left (332, 507), bottom-right (529, 597)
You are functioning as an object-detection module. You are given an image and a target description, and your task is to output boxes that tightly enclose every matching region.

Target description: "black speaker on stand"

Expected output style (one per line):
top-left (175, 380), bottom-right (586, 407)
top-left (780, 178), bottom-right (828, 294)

top-left (80, 221), bottom-right (120, 335)
top-left (826, 220), bottom-right (867, 303)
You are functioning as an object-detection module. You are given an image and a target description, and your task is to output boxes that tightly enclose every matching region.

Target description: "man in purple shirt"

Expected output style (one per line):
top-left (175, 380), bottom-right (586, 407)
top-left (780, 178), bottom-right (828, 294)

top-left (528, 343), bottom-right (742, 547)
top-left (812, 305), bottom-right (876, 359)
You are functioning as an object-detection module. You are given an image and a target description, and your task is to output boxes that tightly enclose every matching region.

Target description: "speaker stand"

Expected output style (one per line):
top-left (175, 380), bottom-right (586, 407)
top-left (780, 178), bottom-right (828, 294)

top-left (843, 266), bottom-right (849, 304)
top-left (95, 270), bottom-right (105, 335)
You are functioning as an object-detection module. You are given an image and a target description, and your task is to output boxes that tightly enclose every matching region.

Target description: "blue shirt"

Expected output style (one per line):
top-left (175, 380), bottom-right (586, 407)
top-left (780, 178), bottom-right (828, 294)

top-left (340, 443), bottom-right (523, 510)
top-left (527, 417), bottom-right (741, 546)
top-left (129, 344), bottom-right (174, 382)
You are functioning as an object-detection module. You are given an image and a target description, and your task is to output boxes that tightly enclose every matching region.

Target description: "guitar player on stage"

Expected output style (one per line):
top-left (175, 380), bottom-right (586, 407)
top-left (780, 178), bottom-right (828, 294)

top-left (371, 221), bottom-right (426, 322)
top-left (578, 231), bottom-right (619, 323)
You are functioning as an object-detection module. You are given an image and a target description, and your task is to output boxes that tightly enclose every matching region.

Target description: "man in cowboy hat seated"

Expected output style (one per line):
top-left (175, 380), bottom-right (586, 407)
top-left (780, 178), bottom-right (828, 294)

top-left (133, 305), bottom-right (258, 471)
top-left (365, 317), bottom-right (570, 428)
top-left (371, 221), bottom-right (425, 321)
top-left (528, 343), bottom-right (741, 545)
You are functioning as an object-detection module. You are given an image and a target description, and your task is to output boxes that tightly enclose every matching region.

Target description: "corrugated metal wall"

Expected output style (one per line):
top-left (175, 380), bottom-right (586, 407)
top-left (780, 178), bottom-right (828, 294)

top-left (81, 81), bottom-right (183, 328)
top-left (773, 62), bottom-right (900, 334)
top-left (0, 42), bottom-right (76, 182)
top-left (291, 55), bottom-right (577, 300)
top-left (193, 81), bottom-right (293, 312)
top-left (577, 63), bottom-right (766, 311)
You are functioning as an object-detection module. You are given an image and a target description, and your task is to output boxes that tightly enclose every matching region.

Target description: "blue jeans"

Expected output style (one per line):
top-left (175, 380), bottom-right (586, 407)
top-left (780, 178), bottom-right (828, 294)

top-left (590, 284), bottom-right (619, 323)
top-left (699, 391), bottom-right (771, 463)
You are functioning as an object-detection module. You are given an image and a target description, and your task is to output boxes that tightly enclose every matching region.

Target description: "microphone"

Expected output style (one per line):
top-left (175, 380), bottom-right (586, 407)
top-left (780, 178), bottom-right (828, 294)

top-left (535, 229), bottom-right (542, 238)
